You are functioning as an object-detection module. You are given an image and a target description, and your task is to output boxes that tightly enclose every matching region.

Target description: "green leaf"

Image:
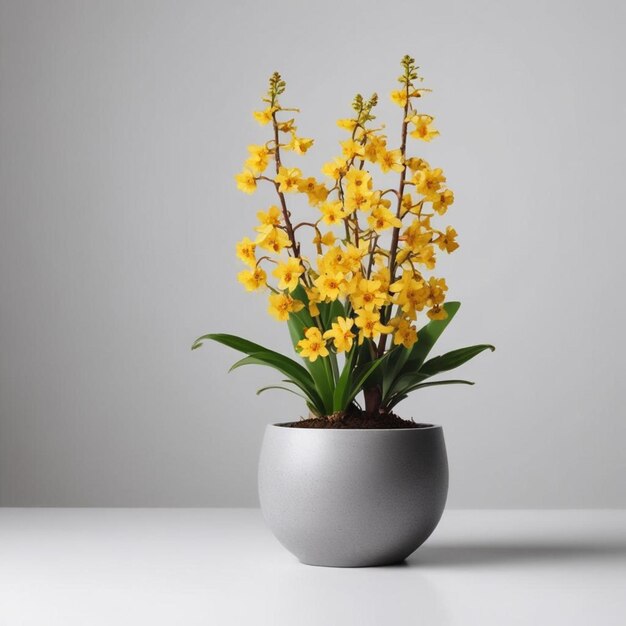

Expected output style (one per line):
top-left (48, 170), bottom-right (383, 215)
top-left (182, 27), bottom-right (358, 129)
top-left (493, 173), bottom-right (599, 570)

top-left (286, 294), bottom-right (335, 414)
top-left (405, 302), bottom-right (461, 371)
top-left (229, 352), bottom-right (325, 415)
top-left (387, 379), bottom-right (475, 410)
top-left (381, 302), bottom-right (461, 403)
top-left (419, 344), bottom-right (495, 377)
top-left (192, 332), bottom-right (326, 415)
top-left (257, 385), bottom-right (307, 400)
top-left (332, 347), bottom-right (356, 412)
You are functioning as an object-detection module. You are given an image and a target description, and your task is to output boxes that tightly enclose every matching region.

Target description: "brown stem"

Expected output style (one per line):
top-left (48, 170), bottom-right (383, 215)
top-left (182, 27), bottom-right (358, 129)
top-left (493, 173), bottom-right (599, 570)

top-left (271, 110), bottom-right (300, 258)
top-left (377, 86), bottom-right (411, 357)
top-left (363, 386), bottom-right (382, 417)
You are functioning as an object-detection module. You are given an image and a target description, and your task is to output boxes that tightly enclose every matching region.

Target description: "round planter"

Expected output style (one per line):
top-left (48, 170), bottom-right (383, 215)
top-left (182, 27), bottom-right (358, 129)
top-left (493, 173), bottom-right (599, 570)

top-left (258, 423), bottom-right (448, 567)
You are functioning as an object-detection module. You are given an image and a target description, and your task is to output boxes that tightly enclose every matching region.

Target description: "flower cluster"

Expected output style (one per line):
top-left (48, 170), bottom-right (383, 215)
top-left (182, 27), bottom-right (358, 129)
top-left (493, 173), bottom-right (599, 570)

top-left (234, 56), bottom-right (458, 362)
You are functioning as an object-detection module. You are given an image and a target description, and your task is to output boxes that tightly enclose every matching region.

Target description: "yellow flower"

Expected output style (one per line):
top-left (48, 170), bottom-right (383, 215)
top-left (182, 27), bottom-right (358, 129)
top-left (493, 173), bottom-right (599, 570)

top-left (354, 309), bottom-right (393, 343)
top-left (389, 317), bottom-right (418, 348)
top-left (256, 226), bottom-right (291, 254)
top-left (408, 115), bottom-right (439, 142)
top-left (344, 188), bottom-right (372, 214)
top-left (236, 237), bottom-right (257, 267)
top-left (343, 241), bottom-right (368, 273)
top-left (350, 278), bottom-right (387, 311)
top-left (414, 168), bottom-right (446, 199)
top-left (432, 189), bottom-right (454, 215)
top-left (256, 205), bottom-right (281, 231)
top-left (323, 317), bottom-right (355, 353)
top-left (427, 277), bottom-right (448, 307)
top-left (435, 226), bottom-right (459, 253)
top-left (406, 157), bottom-right (430, 172)
top-left (340, 139), bottom-right (365, 160)
top-left (378, 148), bottom-right (404, 173)
top-left (286, 134), bottom-right (314, 155)
top-left (336, 118), bottom-right (358, 132)
top-left (414, 244), bottom-right (437, 269)
top-left (297, 177), bottom-right (328, 206)
top-left (277, 118), bottom-right (296, 133)
top-left (314, 272), bottom-right (345, 301)
top-left (312, 230), bottom-right (336, 248)
top-left (268, 293), bottom-right (305, 321)
top-left (272, 257), bottom-right (305, 292)
top-left (401, 220), bottom-right (432, 252)
top-left (245, 144), bottom-right (270, 173)
top-left (305, 287), bottom-right (322, 317)
top-left (235, 170), bottom-right (257, 194)
top-left (321, 157), bottom-right (348, 180)
top-left (275, 166), bottom-right (302, 193)
top-left (252, 107), bottom-right (273, 126)
top-left (390, 272), bottom-right (429, 318)
top-left (427, 305), bottom-right (448, 321)
top-left (297, 327), bottom-right (329, 362)
top-left (344, 168), bottom-right (372, 192)
top-left (363, 134), bottom-right (387, 163)
top-left (368, 206), bottom-right (402, 233)
top-left (320, 200), bottom-right (345, 225)
top-left (237, 267), bottom-right (267, 292)
top-left (390, 89), bottom-right (408, 108)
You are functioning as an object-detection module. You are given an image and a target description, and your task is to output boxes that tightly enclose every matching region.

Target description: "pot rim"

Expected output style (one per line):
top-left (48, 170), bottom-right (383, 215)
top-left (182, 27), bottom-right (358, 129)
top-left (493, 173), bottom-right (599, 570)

top-left (269, 421), bottom-right (442, 431)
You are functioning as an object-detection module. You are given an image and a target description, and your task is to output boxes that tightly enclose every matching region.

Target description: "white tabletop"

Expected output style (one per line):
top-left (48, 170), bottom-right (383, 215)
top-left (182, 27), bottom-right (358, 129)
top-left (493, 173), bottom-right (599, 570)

top-left (1, 508), bottom-right (625, 625)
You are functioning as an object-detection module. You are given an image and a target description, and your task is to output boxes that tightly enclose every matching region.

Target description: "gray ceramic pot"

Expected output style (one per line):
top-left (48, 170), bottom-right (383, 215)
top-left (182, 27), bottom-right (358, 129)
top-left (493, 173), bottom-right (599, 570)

top-left (258, 423), bottom-right (448, 567)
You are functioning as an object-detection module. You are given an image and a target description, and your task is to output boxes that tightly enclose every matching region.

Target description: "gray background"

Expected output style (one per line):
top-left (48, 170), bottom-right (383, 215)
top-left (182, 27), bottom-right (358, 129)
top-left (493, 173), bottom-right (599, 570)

top-left (1, 0), bottom-right (625, 507)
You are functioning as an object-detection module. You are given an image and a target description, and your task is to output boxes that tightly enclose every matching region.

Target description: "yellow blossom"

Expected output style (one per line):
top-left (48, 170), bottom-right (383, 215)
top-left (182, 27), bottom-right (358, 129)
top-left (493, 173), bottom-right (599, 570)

top-left (390, 272), bottom-right (430, 318)
top-left (414, 168), bottom-right (447, 199)
top-left (340, 139), bottom-right (365, 160)
top-left (305, 287), bottom-right (322, 317)
top-left (297, 327), bottom-right (329, 362)
top-left (320, 200), bottom-right (345, 225)
top-left (256, 205), bottom-right (281, 231)
top-left (336, 118), bottom-right (358, 131)
top-left (368, 206), bottom-right (402, 233)
top-left (344, 188), bottom-right (372, 214)
top-left (344, 168), bottom-right (372, 192)
top-left (350, 278), bottom-right (387, 311)
top-left (435, 226), bottom-right (459, 253)
top-left (272, 257), bottom-right (305, 292)
top-left (363, 134), bottom-right (387, 163)
top-left (432, 189), bottom-right (454, 215)
top-left (406, 157), bottom-right (430, 172)
top-left (245, 144), bottom-right (270, 173)
top-left (297, 177), bottom-right (328, 206)
top-left (312, 230), bottom-right (336, 248)
top-left (414, 244), bottom-right (437, 269)
top-left (321, 157), bottom-right (348, 180)
top-left (323, 317), bottom-right (355, 353)
top-left (427, 305), bottom-right (448, 320)
top-left (314, 272), bottom-right (345, 301)
top-left (408, 114), bottom-right (439, 142)
top-left (378, 148), bottom-right (404, 173)
top-left (237, 267), bottom-right (267, 291)
top-left (252, 107), bottom-right (273, 126)
top-left (286, 134), bottom-right (314, 155)
top-left (275, 166), bottom-right (302, 193)
top-left (256, 226), bottom-right (291, 254)
top-left (236, 237), bottom-right (257, 267)
top-left (427, 277), bottom-right (448, 307)
top-left (268, 293), bottom-right (305, 321)
top-left (389, 317), bottom-right (418, 348)
top-left (235, 170), bottom-right (257, 194)
top-left (277, 118), bottom-right (296, 133)
top-left (354, 309), bottom-right (393, 343)
top-left (390, 89), bottom-right (408, 108)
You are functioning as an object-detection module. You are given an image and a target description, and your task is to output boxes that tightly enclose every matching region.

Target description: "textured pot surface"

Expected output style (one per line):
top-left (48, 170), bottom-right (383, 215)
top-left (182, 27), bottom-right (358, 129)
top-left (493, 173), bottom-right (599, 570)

top-left (258, 423), bottom-right (448, 567)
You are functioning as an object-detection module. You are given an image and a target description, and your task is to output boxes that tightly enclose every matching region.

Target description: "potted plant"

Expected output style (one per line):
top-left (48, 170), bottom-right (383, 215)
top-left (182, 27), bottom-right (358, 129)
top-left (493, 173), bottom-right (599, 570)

top-left (194, 56), bottom-right (494, 567)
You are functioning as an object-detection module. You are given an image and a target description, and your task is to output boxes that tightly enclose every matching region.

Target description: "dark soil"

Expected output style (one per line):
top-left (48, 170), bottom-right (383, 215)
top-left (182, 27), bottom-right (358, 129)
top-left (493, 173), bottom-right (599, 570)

top-left (286, 411), bottom-right (430, 429)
